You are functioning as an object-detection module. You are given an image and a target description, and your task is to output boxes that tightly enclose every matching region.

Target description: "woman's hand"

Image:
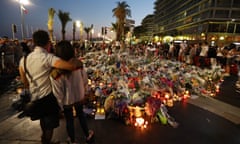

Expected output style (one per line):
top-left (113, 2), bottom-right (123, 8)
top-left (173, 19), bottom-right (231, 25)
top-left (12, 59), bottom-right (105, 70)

top-left (69, 58), bottom-right (83, 69)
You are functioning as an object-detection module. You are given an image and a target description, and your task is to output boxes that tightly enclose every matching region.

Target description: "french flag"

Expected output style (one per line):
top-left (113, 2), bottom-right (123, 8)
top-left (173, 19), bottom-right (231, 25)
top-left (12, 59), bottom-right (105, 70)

top-left (21, 5), bottom-right (28, 14)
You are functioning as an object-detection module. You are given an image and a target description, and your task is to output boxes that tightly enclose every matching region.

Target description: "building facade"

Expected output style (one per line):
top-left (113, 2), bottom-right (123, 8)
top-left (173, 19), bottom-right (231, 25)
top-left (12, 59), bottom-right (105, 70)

top-left (153, 0), bottom-right (240, 45)
top-left (141, 14), bottom-right (155, 41)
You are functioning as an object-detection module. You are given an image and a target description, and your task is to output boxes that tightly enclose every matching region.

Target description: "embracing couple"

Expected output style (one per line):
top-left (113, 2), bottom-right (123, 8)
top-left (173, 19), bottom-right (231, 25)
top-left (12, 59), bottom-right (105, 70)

top-left (19, 30), bottom-right (94, 144)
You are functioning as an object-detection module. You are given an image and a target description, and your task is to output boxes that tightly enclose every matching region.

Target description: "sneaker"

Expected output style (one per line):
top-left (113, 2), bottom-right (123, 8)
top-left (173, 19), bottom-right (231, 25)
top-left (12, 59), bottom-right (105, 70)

top-left (66, 137), bottom-right (78, 144)
top-left (236, 81), bottom-right (240, 88)
top-left (86, 130), bottom-right (94, 144)
top-left (49, 141), bottom-right (60, 144)
top-left (236, 89), bottom-right (240, 93)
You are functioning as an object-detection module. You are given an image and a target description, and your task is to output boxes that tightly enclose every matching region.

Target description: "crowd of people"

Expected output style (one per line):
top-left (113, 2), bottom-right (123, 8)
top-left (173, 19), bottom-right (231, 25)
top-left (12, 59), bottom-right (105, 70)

top-left (128, 41), bottom-right (239, 72)
top-left (0, 36), bottom-right (35, 75)
top-left (131, 41), bottom-right (238, 73)
top-left (129, 40), bottom-right (240, 91)
top-left (1, 35), bottom-right (239, 78)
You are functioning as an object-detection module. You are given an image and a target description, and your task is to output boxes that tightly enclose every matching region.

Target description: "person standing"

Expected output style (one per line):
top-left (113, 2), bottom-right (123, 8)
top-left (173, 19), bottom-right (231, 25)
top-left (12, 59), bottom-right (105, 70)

top-left (225, 43), bottom-right (240, 76)
top-left (207, 45), bottom-right (217, 68)
top-left (178, 41), bottom-right (186, 62)
top-left (199, 41), bottom-right (209, 69)
top-left (168, 42), bottom-right (175, 60)
top-left (188, 43), bottom-right (196, 65)
top-left (18, 30), bottom-right (82, 144)
top-left (50, 40), bottom-right (94, 144)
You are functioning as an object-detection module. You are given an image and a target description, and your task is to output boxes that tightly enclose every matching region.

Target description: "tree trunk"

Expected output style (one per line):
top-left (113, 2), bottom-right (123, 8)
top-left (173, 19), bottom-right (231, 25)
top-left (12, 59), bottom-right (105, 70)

top-left (49, 30), bottom-right (54, 42)
top-left (62, 30), bottom-right (65, 40)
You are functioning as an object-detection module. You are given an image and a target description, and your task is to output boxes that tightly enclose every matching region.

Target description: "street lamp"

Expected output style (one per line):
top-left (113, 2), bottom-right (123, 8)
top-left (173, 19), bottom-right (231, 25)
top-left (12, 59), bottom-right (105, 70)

top-left (73, 21), bottom-right (76, 41)
top-left (90, 28), bottom-right (94, 42)
top-left (76, 20), bottom-right (83, 42)
top-left (16, 0), bottom-right (29, 40)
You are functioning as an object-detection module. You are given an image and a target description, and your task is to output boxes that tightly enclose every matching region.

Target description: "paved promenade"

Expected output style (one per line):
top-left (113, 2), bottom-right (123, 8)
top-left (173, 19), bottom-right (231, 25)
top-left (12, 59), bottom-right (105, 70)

top-left (188, 95), bottom-right (240, 125)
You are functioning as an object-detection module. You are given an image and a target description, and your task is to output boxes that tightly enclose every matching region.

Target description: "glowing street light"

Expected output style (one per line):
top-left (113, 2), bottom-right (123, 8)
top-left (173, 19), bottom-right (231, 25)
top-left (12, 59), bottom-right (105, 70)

top-left (76, 20), bottom-right (83, 42)
top-left (18, 0), bottom-right (29, 5)
top-left (90, 27), bottom-right (94, 42)
top-left (16, 0), bottom-right (29, 39)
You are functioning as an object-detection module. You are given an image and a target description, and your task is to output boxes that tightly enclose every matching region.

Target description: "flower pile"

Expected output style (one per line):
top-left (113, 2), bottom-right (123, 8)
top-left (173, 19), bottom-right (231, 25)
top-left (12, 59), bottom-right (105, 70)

top-left (82, 50), bottom-right (224, 127)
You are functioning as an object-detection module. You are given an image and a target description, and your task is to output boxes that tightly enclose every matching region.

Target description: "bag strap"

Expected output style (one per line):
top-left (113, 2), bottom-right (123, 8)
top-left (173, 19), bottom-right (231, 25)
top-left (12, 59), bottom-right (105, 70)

top-left (24, 56), bottom-right (33, 83)
top-left (23, 56), bottom-right (38, 88)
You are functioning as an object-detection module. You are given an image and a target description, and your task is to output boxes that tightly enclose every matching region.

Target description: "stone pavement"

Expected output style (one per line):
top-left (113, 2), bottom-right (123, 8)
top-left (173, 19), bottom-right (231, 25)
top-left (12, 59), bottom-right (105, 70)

top-left (187, 74), bottom-right (240, 125)
top-left (188, 95), bottom-right (240, 125)
top-left (0, 88), bottom-right (84, 144)
top-left (1, 92), bottom-right (240, 144)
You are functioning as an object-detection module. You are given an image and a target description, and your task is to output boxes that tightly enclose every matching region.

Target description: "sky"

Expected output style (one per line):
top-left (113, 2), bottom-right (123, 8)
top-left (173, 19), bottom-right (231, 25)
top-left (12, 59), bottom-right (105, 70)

top-left (0, 0), bottom-right (155, 40)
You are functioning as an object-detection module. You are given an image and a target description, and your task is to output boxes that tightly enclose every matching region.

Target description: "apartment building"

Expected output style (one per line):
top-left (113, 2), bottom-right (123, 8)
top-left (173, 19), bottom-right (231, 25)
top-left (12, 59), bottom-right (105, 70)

top-left (153, 0), bottom-right (240, 45)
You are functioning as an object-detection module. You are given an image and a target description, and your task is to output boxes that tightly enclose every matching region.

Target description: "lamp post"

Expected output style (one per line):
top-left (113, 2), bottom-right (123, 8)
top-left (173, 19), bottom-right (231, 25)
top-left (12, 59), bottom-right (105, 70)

top-left (90, 28), bottom-right (94, 42)
top-left (76, 20), bottom-right (83, 42)
top-left (73, 21), bottom-right (76, 41)
top-left (17, 0), bottom-right (29, 40)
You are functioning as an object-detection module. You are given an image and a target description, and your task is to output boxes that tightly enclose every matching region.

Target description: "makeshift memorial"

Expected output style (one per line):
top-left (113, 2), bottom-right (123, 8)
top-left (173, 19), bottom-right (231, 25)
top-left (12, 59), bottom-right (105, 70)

top-left (81, 49), bottom-right (224, 128)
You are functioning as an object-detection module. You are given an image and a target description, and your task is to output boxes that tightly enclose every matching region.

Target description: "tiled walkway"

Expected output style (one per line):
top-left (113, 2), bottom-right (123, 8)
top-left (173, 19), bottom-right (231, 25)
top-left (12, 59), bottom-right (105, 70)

top-left (188, 96), bottom-right (240, 125)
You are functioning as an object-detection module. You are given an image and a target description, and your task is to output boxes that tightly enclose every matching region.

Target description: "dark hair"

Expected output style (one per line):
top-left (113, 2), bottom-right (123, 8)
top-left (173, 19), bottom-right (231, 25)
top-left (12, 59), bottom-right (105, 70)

top-left (229, 43), bottom-right (236, 50)
top-left (32, 30), bottom-right (50, 47)
top-left (72, 42), bottom-right (80, 48)
top-left (55, 40), bottom-right (74, 61)
top-left (20, 42), bottom-right (31, 56)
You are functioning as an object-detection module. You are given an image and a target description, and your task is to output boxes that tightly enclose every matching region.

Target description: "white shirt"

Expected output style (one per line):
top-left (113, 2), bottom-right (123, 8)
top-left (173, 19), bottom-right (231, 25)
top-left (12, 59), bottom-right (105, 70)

top-left (19, 46), bottom-right (60, 100)
top-left (50, 68), bottom-right (88, 109)
top-left (200, 45), bottom-right (209, 57)
top-left (217, 46), bottom-right (224, 57)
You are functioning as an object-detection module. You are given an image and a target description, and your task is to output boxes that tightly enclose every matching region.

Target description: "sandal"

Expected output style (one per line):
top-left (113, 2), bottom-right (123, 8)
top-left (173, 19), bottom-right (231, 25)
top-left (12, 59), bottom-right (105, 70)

top-left (86, 130), bottom-right (94, 144)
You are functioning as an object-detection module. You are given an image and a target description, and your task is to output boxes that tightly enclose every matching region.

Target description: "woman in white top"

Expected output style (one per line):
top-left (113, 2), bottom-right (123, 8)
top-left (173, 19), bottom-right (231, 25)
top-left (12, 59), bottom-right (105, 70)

top-left (216, 43), bottom-right (226, 66)
top-left (50, 40), bottom-right (94, 144)
top-left (199, 41), bottom-right (209, 68)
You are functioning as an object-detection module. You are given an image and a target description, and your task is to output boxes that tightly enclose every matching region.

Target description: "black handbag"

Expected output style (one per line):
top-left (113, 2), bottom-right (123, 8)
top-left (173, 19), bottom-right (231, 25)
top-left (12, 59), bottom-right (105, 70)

top-left (21, 101), bottom-right (40, 121)
top-left (12, 89), bottom-right (31, 112)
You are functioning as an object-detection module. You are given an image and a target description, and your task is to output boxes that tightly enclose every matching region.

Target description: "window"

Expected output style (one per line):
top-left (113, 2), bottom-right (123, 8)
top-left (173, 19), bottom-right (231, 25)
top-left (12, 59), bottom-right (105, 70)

top-left (187, 7), bottom-right (198, 15)
top-left (202, 11), bottom-right (211, 18)
top-left (208, 24), bottom-right (220, 32)
top-left (236, 24), bottom-right (240, 33)
top-left (231, 10), bottom-right (240, 19)
top-left (227, 24), bottom-right (235, 33)
top-left (233, 0), bottom-right (240, 7)
top-left (219, 24), bottom-right (227, 32)
top-left (216, 0), bottom-right (231, 7)
top-left (215, 10), bottom-right (229, 18)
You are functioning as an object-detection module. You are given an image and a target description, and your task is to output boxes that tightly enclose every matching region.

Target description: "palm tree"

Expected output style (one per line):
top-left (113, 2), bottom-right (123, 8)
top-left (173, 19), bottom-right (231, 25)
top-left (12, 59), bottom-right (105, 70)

top-left (112, 1), bottom-right (131, 41)
top-left (57, 10), bottom-right (72, 40)
top-left (111, 22), bottom-right (117, 32)
top-left (84, 27), bottom-right (92, 41)
top-left (48, 8), bottom-right (55, 42)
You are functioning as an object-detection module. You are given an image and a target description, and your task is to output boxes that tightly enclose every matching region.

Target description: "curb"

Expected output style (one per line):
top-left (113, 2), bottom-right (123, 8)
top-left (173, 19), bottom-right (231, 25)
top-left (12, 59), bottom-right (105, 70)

top-left (188, 96), bottom-right (240, 125)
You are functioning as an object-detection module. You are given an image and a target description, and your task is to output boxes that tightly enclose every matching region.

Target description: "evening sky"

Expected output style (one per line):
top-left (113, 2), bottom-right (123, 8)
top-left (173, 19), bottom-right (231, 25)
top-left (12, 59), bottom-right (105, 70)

top-left (0, 0), bottom-right (155, 40)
